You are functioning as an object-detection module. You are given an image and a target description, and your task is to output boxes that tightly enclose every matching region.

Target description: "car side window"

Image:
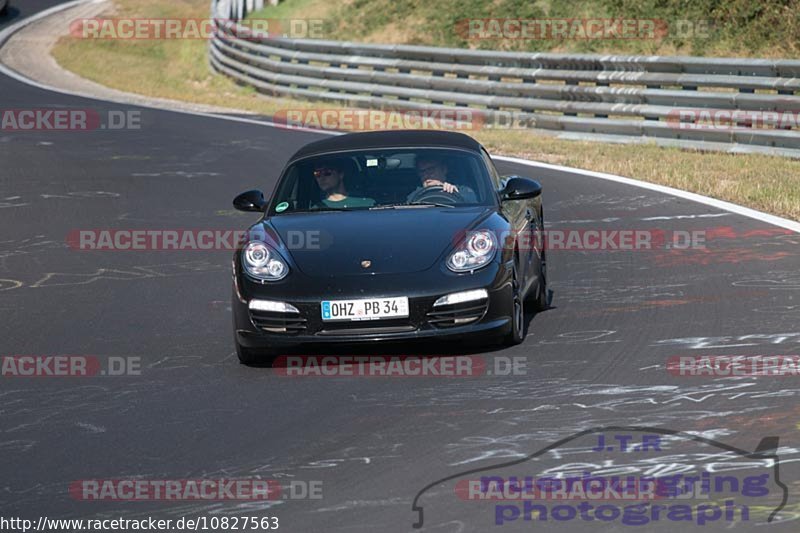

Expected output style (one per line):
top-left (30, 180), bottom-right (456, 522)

top-left (480, 149), bottom-right (503, 191)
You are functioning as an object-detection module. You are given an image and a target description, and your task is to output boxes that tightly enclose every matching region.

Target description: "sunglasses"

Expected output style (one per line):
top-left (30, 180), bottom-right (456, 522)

top-left (313, 168), bottom-right (338, 178)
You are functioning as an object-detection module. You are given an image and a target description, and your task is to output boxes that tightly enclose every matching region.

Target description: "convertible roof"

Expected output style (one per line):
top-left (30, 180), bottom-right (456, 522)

top-left (287, 130), bottom-right (484, 162)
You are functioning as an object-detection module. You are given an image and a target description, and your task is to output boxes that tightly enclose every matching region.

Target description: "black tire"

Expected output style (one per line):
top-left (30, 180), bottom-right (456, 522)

top-left (0, 3), bottom-right (7, 16)
top-left (529, 250), bottom-right (548, 311)
top-left (528, 208), bottom-right (549, 312)
top-left (504, 261), bottom-right (525, 346)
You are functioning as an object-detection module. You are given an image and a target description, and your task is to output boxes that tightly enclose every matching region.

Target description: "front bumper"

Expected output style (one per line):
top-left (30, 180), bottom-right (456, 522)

top-left (233, 263), bottom-right (513, 349)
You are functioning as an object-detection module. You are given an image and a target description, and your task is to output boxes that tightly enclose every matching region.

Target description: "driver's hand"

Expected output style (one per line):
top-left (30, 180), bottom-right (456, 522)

top-left (442, 182), bottom-right (459, 194)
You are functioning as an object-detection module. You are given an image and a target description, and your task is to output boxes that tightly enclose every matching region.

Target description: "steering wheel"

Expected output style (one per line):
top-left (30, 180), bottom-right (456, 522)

top-left (407, 185), bottom-right (466, 205)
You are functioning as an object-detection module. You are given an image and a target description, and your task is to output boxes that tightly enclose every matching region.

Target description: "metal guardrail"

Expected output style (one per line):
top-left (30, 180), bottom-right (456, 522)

top-left (209, 0), bottom-right (800, 158)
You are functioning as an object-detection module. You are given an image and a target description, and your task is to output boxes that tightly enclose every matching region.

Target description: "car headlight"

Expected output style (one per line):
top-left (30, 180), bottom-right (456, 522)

top-left (447, 230), bottom-right (497, 272)
top-left (242, 241), bottom-right (289, 281)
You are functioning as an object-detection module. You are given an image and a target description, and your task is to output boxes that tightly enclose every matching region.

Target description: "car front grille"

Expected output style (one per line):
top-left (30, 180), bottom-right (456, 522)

top-left (317, 325), bottom-right (416, 336)
top-left (249, 309), bottom-right (307, 333)
top-left (426, 300), bottom-right (489, 328)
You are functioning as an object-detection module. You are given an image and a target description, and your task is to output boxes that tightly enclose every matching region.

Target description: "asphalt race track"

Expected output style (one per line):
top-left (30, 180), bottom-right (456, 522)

top-left (3, 2), bottom-right (800, 532)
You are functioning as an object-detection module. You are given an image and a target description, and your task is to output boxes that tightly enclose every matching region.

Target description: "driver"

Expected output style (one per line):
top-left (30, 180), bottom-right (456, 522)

top-left (408, 155), bottom-right (477, 202)
top-left (313, 159), bottom-right (375, 208)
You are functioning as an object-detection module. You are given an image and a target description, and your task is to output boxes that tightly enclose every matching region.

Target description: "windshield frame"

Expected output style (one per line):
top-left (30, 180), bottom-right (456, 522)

top-left (266, 146), bottom-right (499, 217)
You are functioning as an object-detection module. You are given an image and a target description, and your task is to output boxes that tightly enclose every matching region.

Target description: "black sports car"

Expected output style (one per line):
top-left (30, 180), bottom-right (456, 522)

top-left (231, 130), bottom-right (547, 363)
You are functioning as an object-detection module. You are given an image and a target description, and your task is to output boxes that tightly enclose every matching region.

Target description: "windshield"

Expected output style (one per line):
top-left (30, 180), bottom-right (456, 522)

top-left (268, 148), bottom-right (495, 215)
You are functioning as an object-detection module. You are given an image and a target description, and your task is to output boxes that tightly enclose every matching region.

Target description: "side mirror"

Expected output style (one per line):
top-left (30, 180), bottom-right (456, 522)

top-left (500, 176), bottom-right (542, 201)
top-left (233, 190), bottom-right (267, 212)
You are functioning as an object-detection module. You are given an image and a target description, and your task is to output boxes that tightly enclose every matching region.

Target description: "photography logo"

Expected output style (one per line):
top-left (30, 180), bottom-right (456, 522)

top-left (411, 426), bottom-right (788, 528)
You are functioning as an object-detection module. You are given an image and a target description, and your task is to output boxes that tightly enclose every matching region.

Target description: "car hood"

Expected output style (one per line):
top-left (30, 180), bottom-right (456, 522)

top-left (266, 207), bottom-right (493, 277)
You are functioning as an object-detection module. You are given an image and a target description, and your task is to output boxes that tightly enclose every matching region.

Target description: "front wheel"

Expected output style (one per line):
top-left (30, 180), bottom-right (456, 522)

top-left (528, 209), bottom-right (549, 312)
top-left (529, 247), bottom-right (548, 312)
top-left (504, 263), bottom-right (525, 346)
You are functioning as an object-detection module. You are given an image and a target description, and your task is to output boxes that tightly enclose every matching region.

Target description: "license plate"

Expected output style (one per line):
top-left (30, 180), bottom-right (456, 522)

top-left (321, 297), bottom-right (409, 322)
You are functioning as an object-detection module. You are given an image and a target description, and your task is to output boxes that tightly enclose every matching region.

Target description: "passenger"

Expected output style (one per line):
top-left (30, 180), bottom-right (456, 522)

top-left (313, 160), bottom-right (375, 208)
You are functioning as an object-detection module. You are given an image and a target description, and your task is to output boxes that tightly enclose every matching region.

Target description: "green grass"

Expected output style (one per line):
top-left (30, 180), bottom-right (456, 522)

top-left (250, 0), bottom-right (800, 57)
top-left (250, 0), bottom-right (319, 19)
